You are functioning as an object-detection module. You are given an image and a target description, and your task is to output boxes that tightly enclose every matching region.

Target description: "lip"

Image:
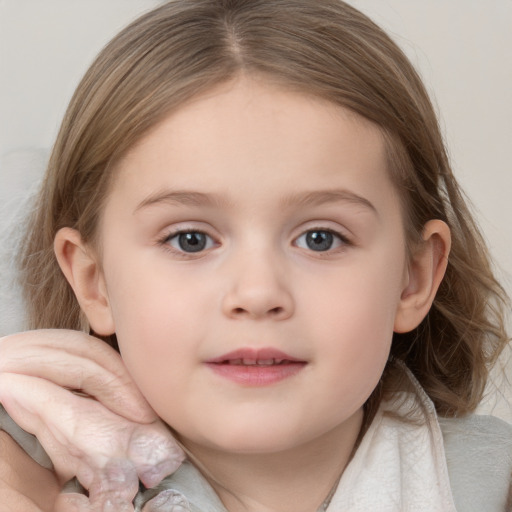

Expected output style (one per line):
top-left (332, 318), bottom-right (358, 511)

top-left (205, 347), bottom-right (307, 386)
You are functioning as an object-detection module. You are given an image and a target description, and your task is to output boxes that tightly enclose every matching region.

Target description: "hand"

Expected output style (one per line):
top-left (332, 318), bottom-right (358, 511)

top-left (0, 330), bottom-right (185, 510)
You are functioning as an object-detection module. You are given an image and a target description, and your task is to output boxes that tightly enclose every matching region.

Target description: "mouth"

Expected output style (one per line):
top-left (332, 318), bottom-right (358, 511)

top-left (221, 358), bottom-right (298, 366)
top-left (205, 348), bottom-right (307, 386)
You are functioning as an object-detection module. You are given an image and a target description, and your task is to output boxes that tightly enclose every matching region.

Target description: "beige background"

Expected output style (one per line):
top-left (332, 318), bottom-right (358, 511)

top-left (0, 1), bottom-right (510, 419)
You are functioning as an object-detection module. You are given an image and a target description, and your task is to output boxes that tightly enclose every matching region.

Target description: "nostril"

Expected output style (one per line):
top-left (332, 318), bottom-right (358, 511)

top-left (231, 306), bottom-right (284, 317)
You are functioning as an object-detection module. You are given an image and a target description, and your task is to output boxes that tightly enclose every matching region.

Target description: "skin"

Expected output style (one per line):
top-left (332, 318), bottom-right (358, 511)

top-left (0, 330), bottom-right (184, 511)
top-left (0, 431), bottom-right (58, 512)
top-left (55, 76), bottom-right (451, 512)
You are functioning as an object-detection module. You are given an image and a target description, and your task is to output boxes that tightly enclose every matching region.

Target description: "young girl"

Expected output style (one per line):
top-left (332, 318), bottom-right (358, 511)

top-left (0, 0), bottom-right (511, 511)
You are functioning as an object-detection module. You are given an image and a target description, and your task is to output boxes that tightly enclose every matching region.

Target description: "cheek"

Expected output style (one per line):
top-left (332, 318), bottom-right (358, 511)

top-left (103, 261), bottom-right (210, 401)
top-left (307, 248), bottom-right (406, 394)
top-left (310, 244), bottom-right (405, 336)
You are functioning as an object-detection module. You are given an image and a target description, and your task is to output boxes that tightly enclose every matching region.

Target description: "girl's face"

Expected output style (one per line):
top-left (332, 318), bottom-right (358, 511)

top-left (95, 77), bottom-right (410, 455)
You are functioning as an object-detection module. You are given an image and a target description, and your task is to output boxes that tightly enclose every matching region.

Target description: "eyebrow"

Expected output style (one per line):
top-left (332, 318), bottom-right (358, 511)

top-left (280, 189), bottom-right (378, 215)
top-left (134, 188), bottom-right (377, 215)
top-left (134, 190), bottom-right (228, 213)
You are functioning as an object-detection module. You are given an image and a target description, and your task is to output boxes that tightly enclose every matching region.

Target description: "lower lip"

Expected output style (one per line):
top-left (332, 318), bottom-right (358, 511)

top-left (205, 362), bottom-right (306, 386)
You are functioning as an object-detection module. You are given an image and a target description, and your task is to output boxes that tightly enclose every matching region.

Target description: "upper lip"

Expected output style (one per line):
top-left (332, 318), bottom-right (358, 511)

top-left (206, 348), bottom-right (305, 364)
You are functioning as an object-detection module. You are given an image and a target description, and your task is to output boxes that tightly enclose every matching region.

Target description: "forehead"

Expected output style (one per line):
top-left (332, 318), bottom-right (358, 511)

top-left (107, 77), bottom-right (397, 216)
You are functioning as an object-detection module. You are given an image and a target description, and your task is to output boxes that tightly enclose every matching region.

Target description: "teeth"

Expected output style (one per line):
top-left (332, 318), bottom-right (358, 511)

top-left (255, 359), bottom-right (274, 365)
top-left (225, 358), bottom-right (288, 366)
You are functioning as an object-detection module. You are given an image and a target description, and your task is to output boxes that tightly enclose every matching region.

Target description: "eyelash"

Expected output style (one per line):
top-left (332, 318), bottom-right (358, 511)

top-left (158, 229), bottom-right (217, 257)
top-left (157, 227), bottom-right (352, 257)
top-left (294, 228), bottom-right (351, 254)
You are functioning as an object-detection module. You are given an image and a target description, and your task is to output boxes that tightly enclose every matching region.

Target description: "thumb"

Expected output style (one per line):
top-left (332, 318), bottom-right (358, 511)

top-left (128, 421), bottom-right (185, 488)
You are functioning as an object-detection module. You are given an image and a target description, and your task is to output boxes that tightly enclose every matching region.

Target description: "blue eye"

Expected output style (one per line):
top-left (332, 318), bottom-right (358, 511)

top-left (295, 229), bottom-right (346, 252)
top-left (167, 231), bottom-right (214, 253)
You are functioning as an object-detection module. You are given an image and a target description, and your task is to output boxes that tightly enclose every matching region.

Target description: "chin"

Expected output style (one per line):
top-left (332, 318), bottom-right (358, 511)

top-left (181, 420), bottom-right (318, 456)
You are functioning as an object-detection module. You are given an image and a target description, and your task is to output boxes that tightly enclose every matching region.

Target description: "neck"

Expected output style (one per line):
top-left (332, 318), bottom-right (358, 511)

top-left (182, 408), bottom-right (363, 512)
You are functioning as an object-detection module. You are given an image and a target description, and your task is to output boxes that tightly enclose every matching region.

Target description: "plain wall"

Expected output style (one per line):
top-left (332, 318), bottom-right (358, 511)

top-left (0, 1), bottom-right (511, 418)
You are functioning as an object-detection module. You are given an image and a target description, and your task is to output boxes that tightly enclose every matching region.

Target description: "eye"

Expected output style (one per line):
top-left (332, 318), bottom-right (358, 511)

top-left (295, 229), bottom-right (347, 252)
top-left (166, 231), bottom-right (215, 253)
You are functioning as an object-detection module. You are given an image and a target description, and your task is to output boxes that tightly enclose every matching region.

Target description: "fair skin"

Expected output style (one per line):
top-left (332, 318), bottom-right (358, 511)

top-left (0, 330), bottom-right (183, 511)
top-left (50, 76), bottom-right (451, 511)
top-left (0, 430), bottom-right (58, 512)
top-left (23, 76), bottom-right (448, 512)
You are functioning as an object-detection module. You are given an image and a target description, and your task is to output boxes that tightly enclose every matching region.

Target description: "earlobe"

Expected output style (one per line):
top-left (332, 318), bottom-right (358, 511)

top-left (54, 227), bottom-right (115, 335)
top-left (394, 220), bottom-right (451, 333)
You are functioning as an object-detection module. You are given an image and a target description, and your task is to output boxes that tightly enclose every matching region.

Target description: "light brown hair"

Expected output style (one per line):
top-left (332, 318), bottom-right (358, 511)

top-left (20, 0), bottom-right (509, 418)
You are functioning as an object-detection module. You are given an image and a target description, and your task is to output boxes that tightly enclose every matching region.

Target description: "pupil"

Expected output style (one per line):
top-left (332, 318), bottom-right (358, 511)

top-left (179, 232), bottom-right (206, 252)
top-left (306, 231), bottom-right (333, 251)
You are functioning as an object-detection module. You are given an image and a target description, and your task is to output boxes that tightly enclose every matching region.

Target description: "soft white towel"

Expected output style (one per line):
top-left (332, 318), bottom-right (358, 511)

top-left (328, 367), bottom-right (457, 511)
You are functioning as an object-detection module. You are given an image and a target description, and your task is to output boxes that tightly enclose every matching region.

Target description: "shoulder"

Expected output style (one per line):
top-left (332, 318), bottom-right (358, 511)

top-left (439, 413), bottom-right (512, 464)
top-left (438, 414), bottom-right (512, 512)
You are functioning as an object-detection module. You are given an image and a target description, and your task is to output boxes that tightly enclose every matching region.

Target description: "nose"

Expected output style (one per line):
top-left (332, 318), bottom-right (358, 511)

top-left (221, 251), bottom-right (294, 321)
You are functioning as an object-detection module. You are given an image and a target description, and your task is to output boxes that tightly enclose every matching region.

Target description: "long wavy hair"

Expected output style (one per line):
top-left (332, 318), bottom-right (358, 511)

top-left (19, 0), bottom-right (509, 418)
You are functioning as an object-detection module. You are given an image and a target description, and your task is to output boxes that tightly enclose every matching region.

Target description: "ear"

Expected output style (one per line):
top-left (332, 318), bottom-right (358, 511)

top-left (54, 227), bottom-right (115, 335)
top-left (394, 220), bottom-right (451, 333)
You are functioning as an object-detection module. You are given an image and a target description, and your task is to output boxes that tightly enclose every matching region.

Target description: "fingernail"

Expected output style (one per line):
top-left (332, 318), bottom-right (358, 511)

top-left (145, 490), bottom-right (190, 511)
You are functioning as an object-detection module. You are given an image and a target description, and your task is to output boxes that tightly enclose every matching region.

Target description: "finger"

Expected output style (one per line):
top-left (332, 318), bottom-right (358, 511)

top-left (0, 330), bottom-right (156, 423)
top-left (0, 373), bottom-right (111, 483)
top-left (56, 492), bottom-right (137, 512)
top-left (54, 463), bottom-right (140, 511)
top-left (128, 423), bottom-right (185, 488)
top-left (141, 489), bottom-right (190, 512)
top-left (88, 459), bottom-right (139, 504)
top-left (0, 373), bottom-right (183, 489)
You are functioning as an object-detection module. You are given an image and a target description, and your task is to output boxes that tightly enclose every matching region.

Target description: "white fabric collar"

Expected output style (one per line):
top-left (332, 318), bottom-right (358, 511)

top-left (327, 363), bottom-right (457, 511)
